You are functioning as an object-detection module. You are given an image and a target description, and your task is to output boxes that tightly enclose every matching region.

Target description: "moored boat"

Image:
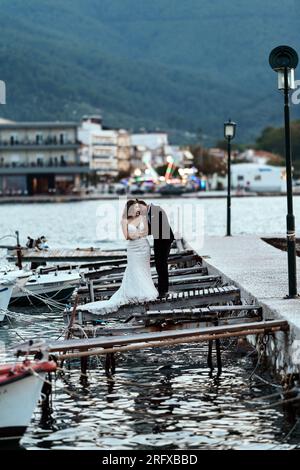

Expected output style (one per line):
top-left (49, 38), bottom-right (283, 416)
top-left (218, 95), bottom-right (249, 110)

top-left (0, 275), bottom-right (16, 322)
top-left (10, 270), bottom-right (81, 306)
top-left (0, 358), bottom-right (56, 442)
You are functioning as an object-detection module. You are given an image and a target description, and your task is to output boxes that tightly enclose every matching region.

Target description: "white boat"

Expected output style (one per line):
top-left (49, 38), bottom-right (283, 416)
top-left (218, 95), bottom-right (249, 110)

top-left (0, 357), bottom-right (56, 442)
top-left (7, 269), bottom-right (81, 306)
top-left (0, 264), bottom-right (81, 308)
top-left (0, 270), bottom-right (30, 320)
top-left (0, 274), bottom-right (17, 322)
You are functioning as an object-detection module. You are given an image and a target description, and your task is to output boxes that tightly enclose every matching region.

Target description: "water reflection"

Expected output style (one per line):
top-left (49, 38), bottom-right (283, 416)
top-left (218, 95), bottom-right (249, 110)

top-left (1, 311), bottom-right (299, 449)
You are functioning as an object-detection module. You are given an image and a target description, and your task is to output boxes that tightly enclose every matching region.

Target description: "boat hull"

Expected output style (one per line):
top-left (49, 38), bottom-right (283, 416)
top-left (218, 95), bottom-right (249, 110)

top-left (0, 284), bottom-right (14, 322)
top-left (10, 285), bottom-right (77, 306)
top-left (0, 372), bottom-right (45, 441)
top-left (0, 426), bottom-right (27, 442)
top-left (9, 270), bottom-right (81, 306)
top-left (0, 360), bottom-right (56, 442)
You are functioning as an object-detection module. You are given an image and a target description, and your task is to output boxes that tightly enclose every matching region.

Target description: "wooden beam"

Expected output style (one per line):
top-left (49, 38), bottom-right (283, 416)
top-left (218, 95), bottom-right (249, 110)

top-left (89, 265), bottom-right (208, 283)
top-left (13, 319), bottom-right (289, 356)
top-left (69, 316), bottom-right (263, 339)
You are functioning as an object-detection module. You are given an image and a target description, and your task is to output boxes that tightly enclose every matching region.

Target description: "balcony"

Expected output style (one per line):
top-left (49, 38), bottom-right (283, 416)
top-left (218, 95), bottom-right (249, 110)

top-left (0, 138), bottom-right (80, 151)
top-left (0, 161), bottom-right (90, 175)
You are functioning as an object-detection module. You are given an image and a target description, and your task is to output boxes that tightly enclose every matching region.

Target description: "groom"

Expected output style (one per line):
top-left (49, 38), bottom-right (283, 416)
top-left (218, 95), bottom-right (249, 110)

top-left (138, 200), bottom-right (174, 298)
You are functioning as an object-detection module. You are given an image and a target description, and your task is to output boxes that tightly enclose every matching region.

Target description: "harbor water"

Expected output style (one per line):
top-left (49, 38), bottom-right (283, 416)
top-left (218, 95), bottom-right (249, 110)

top-left (0, 196), bottom-right (300, 450)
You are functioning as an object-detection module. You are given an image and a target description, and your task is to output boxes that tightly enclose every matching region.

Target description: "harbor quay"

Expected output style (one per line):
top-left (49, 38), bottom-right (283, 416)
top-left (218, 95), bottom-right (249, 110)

top-left (192, 234), bottom-right (300, 374)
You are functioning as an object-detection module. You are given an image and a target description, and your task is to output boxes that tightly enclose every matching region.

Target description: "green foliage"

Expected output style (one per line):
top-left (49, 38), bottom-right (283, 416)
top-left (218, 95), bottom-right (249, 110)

top-left (256, 121), bottom-right (300, 170)
top-left (0, 0), bottom-right (300, 144)
top-left (190, 146), bottom-right (226, 176)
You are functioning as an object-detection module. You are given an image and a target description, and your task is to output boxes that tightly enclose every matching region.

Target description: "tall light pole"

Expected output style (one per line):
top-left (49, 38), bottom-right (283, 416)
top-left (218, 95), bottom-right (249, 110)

top-left (269, 45), bottom-right (299, 298)
top-left (224, 119), bottom-right (236, 237)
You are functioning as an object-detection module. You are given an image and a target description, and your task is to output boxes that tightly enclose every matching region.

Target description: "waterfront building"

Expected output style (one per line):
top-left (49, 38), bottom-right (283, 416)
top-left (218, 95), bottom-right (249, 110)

top-left (78, 116), bottom-right (131, 179)
top-left (117, 130), bottom-right (131, 175)
top-left (0, 121), bottom-right (84, 195)
top-left (231, 163), bottom-right (286, 192)
top-left (211, 163), bottom-right (286, 192)
top-left (131, 131), bottom-right (169, 168)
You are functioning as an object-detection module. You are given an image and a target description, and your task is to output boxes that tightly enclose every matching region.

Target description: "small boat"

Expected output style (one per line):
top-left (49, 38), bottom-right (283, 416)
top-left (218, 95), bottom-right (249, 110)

top-left (0, 273), bottom-right (18, 322)
top-left (9, 270), bottom-right (81, 306)
top-left (0, 357), bottom-right (56, 442)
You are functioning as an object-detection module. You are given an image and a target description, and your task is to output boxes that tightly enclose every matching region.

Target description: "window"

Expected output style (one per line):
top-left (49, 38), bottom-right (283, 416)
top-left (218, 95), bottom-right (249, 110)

top-left (254, 175), bottom-right (262, 181)
top-left (237, 175), bottom-right (244, 181)
top-left (36, 133), bottom-right (44, 144)
top-left (10, 134), bottom-right (19, 145)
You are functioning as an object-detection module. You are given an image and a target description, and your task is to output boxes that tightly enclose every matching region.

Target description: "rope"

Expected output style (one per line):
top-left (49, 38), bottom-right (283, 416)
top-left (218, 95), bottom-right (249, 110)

top-left (27, 366), bottom-right (53, 386)
top-left (0, 234), bottom-right (17, 241)
top-left (248, 334), bottom-right (266, 381)
top-left (3, 310), bottom-right (67, 339)
top-left (15, 283), bottom-right (76, 311)
top-left (252, 372), bottom-right (282, 389)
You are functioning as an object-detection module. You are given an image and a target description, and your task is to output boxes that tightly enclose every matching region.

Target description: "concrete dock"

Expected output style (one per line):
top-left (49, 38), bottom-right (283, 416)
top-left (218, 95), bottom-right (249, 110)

top-left (192, 235), bottom-right (300, 373)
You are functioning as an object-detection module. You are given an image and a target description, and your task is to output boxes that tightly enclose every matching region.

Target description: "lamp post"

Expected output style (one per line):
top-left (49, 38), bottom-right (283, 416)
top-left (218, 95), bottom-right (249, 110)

top-left (224, 119), bottom-right (236, 236)
top-left (269, 45), bottom-right (299, 298)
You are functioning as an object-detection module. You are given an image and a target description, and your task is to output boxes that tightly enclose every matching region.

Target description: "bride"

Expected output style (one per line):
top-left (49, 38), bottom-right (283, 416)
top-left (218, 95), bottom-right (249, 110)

top-left (78, 200), bottom-right (158, 315)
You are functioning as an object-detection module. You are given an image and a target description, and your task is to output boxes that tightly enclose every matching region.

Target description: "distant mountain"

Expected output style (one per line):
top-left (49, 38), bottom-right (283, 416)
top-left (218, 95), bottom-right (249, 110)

top-left (0, 0), bottom-right (300, 144)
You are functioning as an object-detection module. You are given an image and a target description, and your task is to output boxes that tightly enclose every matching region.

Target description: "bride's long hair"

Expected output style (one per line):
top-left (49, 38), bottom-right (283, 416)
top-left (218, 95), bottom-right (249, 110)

top-left (122, 199), bottom-right (140, 220)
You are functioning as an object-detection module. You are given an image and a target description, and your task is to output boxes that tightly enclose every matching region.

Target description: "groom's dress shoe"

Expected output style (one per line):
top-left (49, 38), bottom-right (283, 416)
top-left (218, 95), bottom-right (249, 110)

top-left (158, 292), bottom-right (169, 299)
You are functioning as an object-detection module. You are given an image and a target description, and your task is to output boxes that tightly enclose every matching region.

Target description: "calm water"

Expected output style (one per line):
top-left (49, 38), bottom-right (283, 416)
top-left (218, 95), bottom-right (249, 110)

top-left (0, 196), bottom-right (299, 450)
top-left (0, 195), bottom-right (299, 249)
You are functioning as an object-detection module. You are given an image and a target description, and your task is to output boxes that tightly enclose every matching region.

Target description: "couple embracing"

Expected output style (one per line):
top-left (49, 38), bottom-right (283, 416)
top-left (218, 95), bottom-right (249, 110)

top-left (79, 200), bottom-right (174, 315)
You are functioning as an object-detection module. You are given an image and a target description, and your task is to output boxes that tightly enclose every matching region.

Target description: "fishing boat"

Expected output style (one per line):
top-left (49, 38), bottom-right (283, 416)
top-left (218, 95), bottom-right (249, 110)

top-left (0, 357), bottom-right (56, 442)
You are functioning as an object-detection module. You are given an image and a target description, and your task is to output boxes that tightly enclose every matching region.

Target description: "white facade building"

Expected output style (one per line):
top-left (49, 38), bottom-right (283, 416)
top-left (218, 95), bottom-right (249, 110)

top-left (0, 121), bottom-right (83, 195)
top-left (131, 132), bottom-right (168, 150)
top-left (131, 132), bottom-right (169, 168)
top-left (211, 163), bottom-right (286, 192)
top-left (78, 116), bottom-right (130, 178)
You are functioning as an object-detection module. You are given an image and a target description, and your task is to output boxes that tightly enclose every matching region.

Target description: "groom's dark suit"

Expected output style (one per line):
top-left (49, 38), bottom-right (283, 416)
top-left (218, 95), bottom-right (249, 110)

top-left (148, 204), bottom-right (174, 296)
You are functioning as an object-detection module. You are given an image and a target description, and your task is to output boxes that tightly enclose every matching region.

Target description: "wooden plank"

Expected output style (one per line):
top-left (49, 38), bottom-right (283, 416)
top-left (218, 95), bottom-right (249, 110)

top-left (135, 306), bottom-right (262, 322)
top-left (59, 252), bottom-right (199, 271)
top-left (74, 286), bottom-right (241, 322)
top-left (81, 278), bottom-right (221, 298)
top-left (8, 253), bottom-right (128, 264)
top-left (14, 320), bottom-right (289, 354)
top-left (8, 247), bottom-right (192, 263)
top-left (70, 315), bottom-right (264, 340)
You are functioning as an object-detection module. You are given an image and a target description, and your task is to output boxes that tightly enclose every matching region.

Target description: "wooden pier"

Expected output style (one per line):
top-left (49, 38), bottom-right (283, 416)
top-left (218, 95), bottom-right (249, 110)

top-left (8, 239), bottom-right (292, 379)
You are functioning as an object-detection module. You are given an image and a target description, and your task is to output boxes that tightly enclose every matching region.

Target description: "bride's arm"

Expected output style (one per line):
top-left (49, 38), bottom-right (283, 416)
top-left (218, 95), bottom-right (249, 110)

top-left (121, 219), bottom-right (141, 240)
top-left (121, 219), bottom-right (129, 240)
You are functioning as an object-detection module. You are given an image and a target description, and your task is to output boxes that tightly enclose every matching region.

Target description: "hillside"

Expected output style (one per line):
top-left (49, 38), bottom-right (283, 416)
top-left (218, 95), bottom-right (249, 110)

top-left (0, 0), bottom-right (300, 144)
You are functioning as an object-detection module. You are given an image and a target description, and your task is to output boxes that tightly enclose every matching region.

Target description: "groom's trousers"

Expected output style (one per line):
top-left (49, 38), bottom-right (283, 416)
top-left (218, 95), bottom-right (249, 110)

top-left (154, 239), bottom-right (172, 295)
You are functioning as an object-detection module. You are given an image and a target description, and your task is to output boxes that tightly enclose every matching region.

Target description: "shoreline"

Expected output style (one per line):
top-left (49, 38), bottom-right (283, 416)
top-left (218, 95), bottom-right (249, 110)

top-left (0, 191), bottom-right (298, 204)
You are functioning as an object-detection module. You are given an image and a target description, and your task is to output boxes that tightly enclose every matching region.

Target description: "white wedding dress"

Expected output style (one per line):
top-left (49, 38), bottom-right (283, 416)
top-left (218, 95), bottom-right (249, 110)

top-left (78, 221), bottom-right (158, 315)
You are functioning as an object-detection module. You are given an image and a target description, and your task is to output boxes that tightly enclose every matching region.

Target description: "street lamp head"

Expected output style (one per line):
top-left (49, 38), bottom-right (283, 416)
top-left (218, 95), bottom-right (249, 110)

top-left (269, 45), bottom-right (298, 90)
top-left (269, 45), bottom-right (298, 71)
top-left (224, 119), bottom-right (236, 140)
